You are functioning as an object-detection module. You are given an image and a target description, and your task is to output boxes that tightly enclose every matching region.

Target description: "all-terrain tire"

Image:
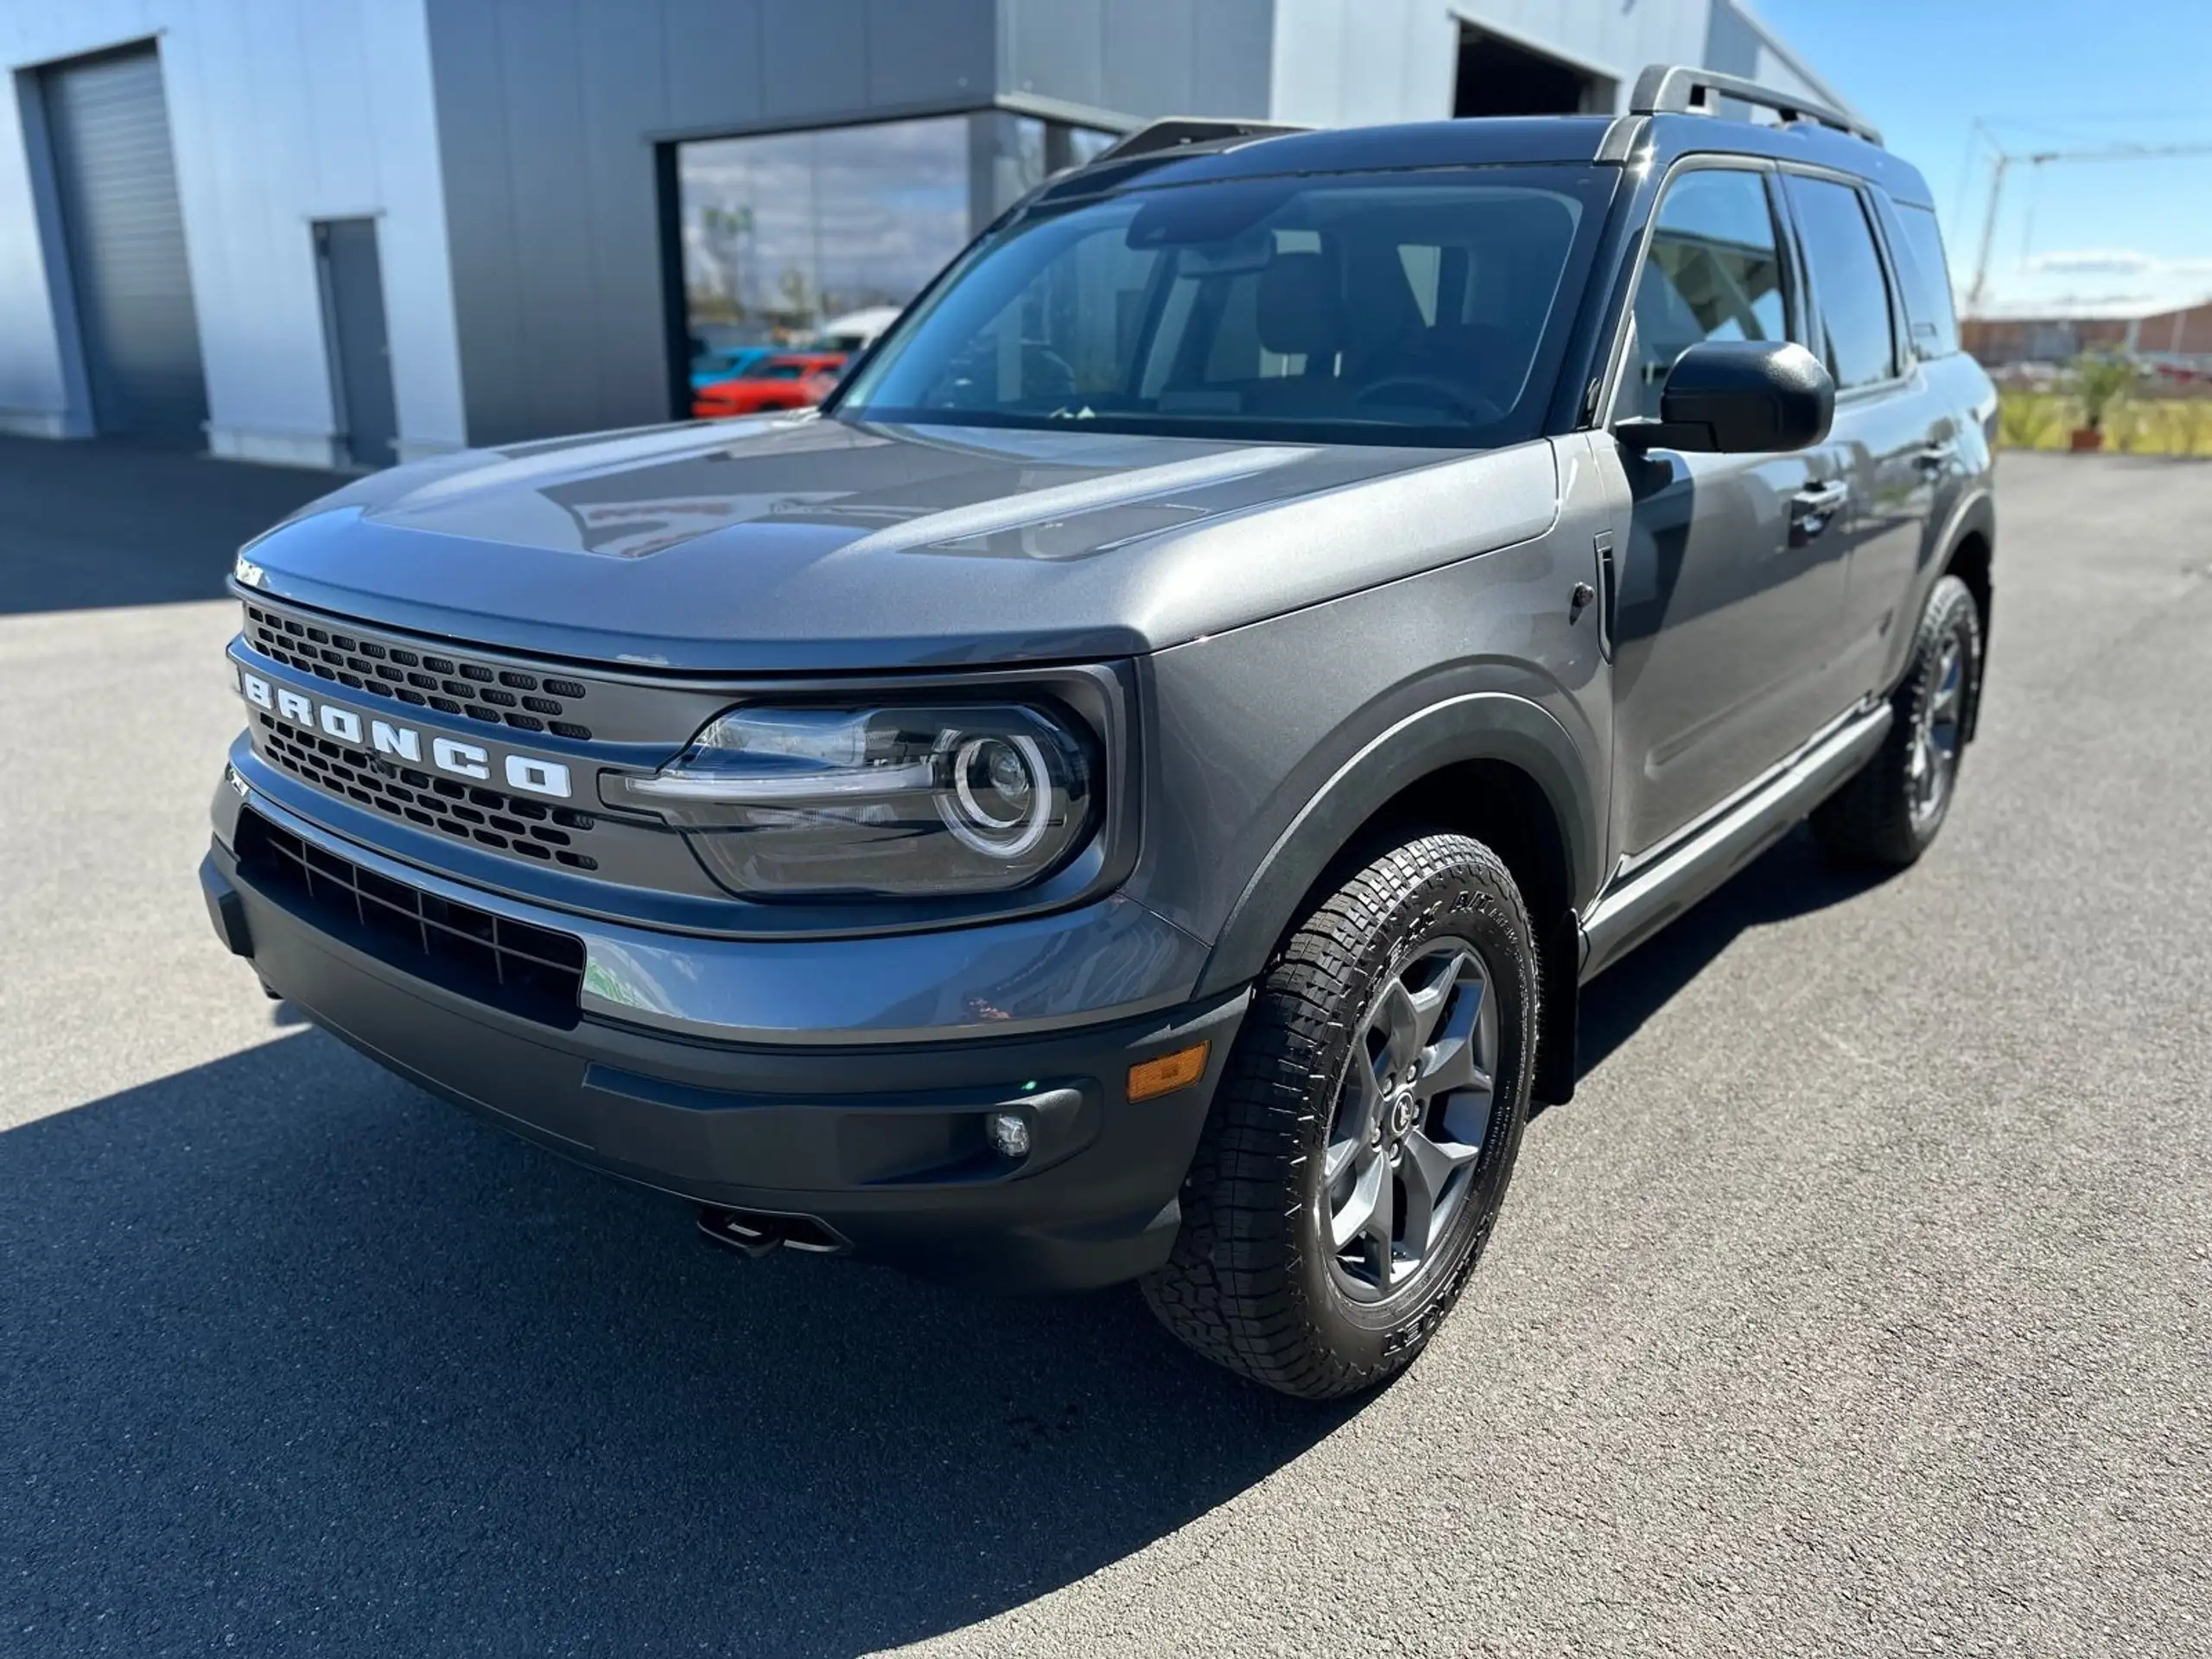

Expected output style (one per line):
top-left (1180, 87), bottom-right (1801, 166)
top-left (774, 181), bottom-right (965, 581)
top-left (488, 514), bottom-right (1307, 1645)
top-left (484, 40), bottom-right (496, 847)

top-left (1811, 574), bottom-right (1983, 870)
top-left (1141, 832), bottom-right (1538, 1400)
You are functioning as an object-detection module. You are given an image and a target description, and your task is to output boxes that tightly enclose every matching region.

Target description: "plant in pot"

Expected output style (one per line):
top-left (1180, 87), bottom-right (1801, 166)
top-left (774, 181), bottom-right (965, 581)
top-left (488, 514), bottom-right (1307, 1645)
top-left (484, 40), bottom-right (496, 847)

top-left (2069, 352), bottom-right (2135, 451)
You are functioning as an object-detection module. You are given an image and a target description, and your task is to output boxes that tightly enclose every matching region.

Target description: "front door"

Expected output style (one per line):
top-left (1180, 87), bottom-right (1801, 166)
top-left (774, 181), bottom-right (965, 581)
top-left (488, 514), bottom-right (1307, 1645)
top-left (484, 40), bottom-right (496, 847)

top-left (1605, 164), bottom-right (1856, 861)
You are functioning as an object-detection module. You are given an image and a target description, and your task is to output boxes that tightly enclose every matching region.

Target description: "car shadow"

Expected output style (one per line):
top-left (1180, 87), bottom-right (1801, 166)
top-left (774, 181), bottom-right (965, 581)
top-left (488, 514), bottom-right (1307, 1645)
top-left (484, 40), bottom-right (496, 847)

top-left (0, 436), bottom-right (340, 616)
top-left (0, 1033), bottom-right (1344, 1657)
top-left (3, 826), bottom-right (1886, 1654)
top-left (1568, 823), bottom-right (1891, 1090)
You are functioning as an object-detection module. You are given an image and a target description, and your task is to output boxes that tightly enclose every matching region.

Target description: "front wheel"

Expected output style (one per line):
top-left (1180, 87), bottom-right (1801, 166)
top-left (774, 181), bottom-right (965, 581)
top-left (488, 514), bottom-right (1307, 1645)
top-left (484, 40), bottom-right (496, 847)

top-left (1812, 573), bottom-right (1983, 869)
top-left (1141, 833), bottom-right (1537, 1400)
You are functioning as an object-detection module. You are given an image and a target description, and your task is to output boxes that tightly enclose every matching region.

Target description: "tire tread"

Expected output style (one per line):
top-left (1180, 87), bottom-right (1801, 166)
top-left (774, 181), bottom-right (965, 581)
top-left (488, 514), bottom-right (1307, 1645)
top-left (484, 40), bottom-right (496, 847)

top-left (1141, 833), bottom-right (1534, 1400)
top-left (1812, 574), bottom-right (1982, 869)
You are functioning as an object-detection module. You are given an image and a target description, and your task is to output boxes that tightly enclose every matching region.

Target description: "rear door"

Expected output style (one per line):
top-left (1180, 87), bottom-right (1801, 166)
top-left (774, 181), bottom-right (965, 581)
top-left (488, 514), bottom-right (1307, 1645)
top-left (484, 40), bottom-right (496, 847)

top-left (1780, 172), bottom-right (1942, 703)
top-left (1605, 163), bottom-right (1854, 860)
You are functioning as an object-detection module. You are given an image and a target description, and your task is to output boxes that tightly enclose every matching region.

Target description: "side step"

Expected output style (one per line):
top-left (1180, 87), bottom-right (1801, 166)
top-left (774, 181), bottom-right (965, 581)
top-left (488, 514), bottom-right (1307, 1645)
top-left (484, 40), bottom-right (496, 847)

top-left (1579, 703), bottom-right (1891, 982)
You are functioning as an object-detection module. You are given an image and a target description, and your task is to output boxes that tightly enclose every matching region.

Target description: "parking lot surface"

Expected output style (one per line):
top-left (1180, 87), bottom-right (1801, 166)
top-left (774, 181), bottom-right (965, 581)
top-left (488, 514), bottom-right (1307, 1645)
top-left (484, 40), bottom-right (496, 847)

top-left (3, 444), bottom-right (2208, 1656)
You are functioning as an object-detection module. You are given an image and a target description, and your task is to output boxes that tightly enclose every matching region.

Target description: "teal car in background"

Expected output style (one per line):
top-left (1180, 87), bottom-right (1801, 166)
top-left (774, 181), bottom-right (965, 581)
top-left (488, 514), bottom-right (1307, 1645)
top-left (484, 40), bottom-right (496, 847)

top-left (689, 344), bottom-right (774, 391)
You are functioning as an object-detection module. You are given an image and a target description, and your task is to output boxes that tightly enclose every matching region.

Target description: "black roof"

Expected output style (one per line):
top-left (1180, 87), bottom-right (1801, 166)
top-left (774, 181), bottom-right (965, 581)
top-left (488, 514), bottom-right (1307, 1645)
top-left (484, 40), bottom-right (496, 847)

top-left (1035, 110), bottom-right (1934, 213)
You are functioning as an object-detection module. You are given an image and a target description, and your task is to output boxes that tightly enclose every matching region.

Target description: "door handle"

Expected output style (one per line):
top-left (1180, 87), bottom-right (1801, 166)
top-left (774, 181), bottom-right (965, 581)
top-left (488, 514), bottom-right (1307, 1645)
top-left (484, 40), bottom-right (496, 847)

top-left (1592, 530), bottom-right (1616, 661)
top-left (1915, 440), bottom-right (1956, 473)
top-left (1789, 480), bottom-right (1849, 545)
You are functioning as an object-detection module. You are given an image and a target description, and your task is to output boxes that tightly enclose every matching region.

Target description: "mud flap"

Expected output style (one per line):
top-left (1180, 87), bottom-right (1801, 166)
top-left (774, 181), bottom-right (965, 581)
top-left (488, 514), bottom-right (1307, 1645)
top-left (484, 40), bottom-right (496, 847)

top-left (1531, 909), bottom-right (1580, 1106)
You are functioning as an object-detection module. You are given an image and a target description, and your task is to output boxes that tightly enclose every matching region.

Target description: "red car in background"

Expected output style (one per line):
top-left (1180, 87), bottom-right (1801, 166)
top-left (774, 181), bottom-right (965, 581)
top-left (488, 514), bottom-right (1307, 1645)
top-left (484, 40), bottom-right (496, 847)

top-left (691, 352), bottom-right (847, 418)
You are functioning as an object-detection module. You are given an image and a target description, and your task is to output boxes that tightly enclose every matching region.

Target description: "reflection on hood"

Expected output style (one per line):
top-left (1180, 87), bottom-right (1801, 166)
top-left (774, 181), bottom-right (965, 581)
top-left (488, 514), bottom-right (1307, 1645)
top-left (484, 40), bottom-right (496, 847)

top-left (242, 412), bottom-right (1559, 671)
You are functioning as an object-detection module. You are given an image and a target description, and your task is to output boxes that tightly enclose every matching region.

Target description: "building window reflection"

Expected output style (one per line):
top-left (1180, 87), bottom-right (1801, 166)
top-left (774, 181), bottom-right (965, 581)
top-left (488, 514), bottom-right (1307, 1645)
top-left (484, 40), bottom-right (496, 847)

top-left (675, 112), bottom-right (1114, 381)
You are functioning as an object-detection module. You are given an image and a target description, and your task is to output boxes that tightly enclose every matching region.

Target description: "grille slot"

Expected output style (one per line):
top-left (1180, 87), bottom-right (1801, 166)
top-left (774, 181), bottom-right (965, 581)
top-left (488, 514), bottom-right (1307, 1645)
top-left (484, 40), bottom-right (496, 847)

top-left (255, 712), bottom-right (601, 872)
top-left (234, 808), bottom-right (584, 1027)
top-left (243, 603), bottom-right (593, 741)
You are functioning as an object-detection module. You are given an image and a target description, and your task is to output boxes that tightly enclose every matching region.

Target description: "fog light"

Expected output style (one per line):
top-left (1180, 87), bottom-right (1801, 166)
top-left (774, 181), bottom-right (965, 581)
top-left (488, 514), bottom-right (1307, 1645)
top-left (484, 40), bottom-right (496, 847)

top-left (987, 1110), bottom-right (1032, 1160)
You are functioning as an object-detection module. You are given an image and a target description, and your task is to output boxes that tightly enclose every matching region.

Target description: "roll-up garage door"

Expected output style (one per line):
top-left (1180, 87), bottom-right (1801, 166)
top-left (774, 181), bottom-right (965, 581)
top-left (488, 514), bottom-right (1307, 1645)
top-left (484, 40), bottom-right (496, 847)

top-left (41, 45), bottom-right (208, 440)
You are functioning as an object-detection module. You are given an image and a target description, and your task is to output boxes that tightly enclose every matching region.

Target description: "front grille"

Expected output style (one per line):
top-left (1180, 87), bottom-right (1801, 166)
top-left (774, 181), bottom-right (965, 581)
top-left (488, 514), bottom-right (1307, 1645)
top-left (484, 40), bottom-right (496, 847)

top-left (255, 711), bottom-right (601, 873)
top-left (243, 602), bottom-right (594, 741)
top-left (235, 808), bottom-right (585, 1027)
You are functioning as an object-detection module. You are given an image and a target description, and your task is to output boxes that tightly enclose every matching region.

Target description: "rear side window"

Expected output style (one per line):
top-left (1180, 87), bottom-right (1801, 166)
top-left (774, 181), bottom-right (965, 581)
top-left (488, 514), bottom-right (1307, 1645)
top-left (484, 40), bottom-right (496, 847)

top-left (1785, 175), bottom-right (1897, 391)
top-left (1888, 203), bottom-right (1961, 358)
top-left (1624, 168), bottom-right (1790, 419)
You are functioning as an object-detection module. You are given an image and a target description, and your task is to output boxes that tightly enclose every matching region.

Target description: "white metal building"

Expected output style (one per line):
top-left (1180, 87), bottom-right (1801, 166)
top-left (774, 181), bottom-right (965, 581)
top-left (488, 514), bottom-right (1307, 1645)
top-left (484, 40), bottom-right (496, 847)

top-left (0, 0), bottom-right (1848, 468)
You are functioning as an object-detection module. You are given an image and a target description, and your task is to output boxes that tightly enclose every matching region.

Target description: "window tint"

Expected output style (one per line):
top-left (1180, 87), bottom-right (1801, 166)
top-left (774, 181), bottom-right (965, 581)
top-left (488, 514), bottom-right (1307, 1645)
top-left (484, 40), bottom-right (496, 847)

top-left (1889, 203), bottom-right (1961, 358)
top-left (1625, 169), bottom-right (1789, 419)
top-left (1787, 176), bottom-right (1897, 390)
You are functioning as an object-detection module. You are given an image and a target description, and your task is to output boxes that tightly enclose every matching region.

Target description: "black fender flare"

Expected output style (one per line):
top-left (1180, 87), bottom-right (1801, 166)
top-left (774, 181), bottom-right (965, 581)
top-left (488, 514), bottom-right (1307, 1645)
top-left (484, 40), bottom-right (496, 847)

top-left (1193, 690), bottom-right (1602, 1001)
top-left (1931, 486), bottom-right (1996, 593)
top-left (1923, 485), bottom-right (1997, 740)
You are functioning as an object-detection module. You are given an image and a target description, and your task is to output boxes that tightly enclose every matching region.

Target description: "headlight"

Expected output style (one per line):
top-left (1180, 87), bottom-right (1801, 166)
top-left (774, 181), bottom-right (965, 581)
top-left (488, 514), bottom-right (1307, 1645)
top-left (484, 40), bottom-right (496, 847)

top-left (607, 702), bottom-right (1097, 898)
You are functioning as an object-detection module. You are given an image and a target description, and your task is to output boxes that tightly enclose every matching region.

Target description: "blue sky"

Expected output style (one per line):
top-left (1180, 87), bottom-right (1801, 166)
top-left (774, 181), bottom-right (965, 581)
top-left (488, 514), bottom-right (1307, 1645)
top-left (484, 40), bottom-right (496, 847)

top-left (1755, 0), bottom-right (2212, 316)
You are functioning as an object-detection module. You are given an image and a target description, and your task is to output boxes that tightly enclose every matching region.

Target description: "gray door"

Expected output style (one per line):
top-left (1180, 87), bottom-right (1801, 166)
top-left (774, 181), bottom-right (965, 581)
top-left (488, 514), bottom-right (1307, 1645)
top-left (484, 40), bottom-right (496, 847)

top-left (41, 45), bottom-right (207, 441)
top-left (1606, 165), bottom-right (1855, 860)
top-left (315, 219), bottom-right (397, 469)
top-left (1779, 174), bottom-right (1940, 703)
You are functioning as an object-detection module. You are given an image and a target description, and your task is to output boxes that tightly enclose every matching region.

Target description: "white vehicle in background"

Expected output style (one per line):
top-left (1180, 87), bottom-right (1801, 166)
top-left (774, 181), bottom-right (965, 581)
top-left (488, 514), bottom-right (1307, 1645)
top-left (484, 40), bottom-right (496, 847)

top-left (813, 306), bottom-right (902, 353)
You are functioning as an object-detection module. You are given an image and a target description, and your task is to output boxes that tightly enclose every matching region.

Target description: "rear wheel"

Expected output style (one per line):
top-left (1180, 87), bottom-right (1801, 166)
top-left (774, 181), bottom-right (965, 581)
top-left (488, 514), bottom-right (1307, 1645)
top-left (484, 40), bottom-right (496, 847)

top-left (1141, 832), bottom-right (1536, 1400)
top-left (1812, 573), bottom-right (1982, 869)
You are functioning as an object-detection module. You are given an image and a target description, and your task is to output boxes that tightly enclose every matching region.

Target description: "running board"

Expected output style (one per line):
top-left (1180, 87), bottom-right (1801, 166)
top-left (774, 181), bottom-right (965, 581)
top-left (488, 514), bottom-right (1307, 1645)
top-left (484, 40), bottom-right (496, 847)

top-left (1578, 704), bottom-right (1891, 982)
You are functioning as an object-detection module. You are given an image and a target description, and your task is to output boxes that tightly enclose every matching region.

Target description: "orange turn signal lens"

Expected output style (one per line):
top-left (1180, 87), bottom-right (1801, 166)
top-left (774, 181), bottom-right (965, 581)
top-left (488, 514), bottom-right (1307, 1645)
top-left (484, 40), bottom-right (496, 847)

top-left (1127, 1041), bottom-right (1210, 1103)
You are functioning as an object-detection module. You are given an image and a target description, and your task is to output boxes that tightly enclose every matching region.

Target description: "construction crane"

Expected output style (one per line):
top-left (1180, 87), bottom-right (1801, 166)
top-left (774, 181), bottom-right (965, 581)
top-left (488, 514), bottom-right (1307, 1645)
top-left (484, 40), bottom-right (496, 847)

top-left (1965, 136), bottom-right (2212, 318)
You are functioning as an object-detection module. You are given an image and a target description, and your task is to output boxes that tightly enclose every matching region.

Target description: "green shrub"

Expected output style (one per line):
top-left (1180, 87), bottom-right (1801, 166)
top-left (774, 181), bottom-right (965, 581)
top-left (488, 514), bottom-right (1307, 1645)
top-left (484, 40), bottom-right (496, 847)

top-left (2069, 353), bottom-right (2137, 434)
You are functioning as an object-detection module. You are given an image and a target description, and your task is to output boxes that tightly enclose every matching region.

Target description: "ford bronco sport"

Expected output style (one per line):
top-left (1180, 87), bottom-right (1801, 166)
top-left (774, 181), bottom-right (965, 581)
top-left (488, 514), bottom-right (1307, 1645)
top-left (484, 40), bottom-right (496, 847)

top-left (202, 67), bottom-right (1996, 1399)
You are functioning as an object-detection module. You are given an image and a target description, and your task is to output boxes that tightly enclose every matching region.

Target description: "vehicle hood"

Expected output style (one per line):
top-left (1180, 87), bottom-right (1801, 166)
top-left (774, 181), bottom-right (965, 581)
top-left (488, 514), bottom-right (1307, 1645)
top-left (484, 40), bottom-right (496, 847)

top-left (241, 415), bottom-right (1560, 671)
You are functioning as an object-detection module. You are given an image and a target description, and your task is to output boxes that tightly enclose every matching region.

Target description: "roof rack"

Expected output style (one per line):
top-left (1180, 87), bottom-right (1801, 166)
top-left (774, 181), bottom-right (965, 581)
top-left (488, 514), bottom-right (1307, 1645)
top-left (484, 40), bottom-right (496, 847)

top-left (1629, 64), bottom-right (1882, 148)
top-left (1088, 117), bottom-right (1311, 167)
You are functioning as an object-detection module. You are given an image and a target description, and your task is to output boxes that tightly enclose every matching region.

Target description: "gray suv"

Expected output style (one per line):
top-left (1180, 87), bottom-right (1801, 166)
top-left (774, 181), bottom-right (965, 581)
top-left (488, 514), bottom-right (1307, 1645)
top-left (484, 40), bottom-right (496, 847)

top-left (201, 67), bottom-right (1996, 1399)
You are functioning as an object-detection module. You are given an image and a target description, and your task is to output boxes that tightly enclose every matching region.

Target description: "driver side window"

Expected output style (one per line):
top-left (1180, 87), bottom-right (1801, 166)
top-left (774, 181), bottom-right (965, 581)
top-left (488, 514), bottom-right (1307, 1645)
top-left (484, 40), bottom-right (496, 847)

top-left (1623, 168), bottom-right (1790, 420)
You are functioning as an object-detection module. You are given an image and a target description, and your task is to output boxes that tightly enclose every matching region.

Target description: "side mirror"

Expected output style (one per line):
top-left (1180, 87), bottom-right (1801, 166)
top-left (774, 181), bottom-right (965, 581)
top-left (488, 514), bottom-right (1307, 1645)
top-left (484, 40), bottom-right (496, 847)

top-left (1617, 340), bottom-right (1834, 454)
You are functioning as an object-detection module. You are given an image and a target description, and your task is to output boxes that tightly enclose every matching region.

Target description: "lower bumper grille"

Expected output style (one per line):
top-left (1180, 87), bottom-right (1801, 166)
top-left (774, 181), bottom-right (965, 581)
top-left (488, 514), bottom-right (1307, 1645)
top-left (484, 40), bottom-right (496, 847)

top-left (235, 808), bottom-right (585, 1027)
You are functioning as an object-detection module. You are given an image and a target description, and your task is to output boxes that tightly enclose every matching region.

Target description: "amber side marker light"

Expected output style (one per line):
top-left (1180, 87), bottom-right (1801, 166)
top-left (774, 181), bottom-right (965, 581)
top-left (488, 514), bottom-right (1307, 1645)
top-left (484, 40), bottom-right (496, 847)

top-left (1127, 1041), bottom-right (1210, 1103)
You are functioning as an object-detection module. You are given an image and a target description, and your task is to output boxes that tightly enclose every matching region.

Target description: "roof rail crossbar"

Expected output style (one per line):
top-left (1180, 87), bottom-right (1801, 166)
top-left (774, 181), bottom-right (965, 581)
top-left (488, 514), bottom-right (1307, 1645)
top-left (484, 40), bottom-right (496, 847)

top-left (1629, 64), bottom-right (1882, 148)
top-left (1089, 117), bottom-right (1311, 167)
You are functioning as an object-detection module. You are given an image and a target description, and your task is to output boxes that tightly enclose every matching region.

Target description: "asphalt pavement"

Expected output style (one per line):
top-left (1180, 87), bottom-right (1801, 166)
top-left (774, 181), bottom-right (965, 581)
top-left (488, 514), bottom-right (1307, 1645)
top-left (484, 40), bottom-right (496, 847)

top-left (2, 442), bottom-right (2208, 1656)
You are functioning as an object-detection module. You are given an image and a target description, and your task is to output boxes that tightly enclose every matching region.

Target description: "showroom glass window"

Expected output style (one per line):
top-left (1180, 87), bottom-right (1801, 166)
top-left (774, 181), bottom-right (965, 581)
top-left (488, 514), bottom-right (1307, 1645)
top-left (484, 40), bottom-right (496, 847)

top-left (675, 115), bottom-right (1115, 370)
top-left (677, 117), bottom-right (969, 363)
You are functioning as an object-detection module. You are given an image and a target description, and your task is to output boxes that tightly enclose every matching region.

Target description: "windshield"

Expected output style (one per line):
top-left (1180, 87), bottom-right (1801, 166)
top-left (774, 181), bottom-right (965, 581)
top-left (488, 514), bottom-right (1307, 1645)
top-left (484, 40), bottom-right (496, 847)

top-left (833, 165), bottom-right (1612, 447)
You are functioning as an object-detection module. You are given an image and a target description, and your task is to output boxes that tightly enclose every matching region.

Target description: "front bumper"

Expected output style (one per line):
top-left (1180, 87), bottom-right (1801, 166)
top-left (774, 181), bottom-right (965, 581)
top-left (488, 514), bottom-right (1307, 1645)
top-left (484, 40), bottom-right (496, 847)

top-left (202, 788), bottom-right (1246, 1292)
